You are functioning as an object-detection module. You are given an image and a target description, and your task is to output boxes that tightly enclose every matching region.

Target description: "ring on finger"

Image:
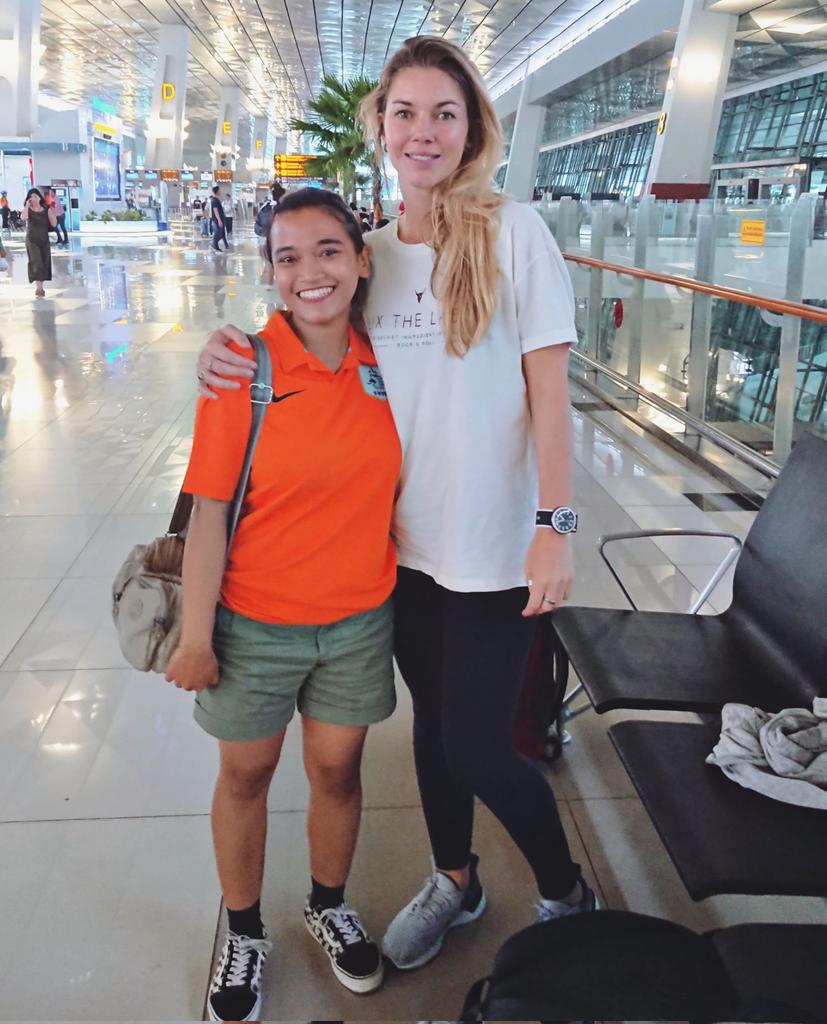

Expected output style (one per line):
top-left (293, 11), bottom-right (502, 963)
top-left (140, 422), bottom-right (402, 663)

top-left (542, 596), bottom-right (556, 605)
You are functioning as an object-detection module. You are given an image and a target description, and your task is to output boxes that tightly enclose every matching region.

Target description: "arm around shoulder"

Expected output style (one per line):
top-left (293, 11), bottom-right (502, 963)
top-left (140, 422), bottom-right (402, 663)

top-left (197, 325), bottom-right (257, 398)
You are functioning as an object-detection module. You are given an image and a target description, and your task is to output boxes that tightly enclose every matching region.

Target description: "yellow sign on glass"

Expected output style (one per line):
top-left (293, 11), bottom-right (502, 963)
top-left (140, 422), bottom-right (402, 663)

top-left (162, 82), bottom-right (175, 101)
top-left (657, 111), bottom-right (667, 135)
top-left (740, 220), bottom-right (766, 245)
top-left (255, 139), bottom-right (263, 151)
top-left (223, 120), bottom-right (232, 135)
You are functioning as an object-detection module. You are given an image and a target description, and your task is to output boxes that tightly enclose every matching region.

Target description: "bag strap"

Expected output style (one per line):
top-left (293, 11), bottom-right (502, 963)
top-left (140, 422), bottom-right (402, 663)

top-left (167, 489), bottom-right (193, 538)
top-left (227, 334), bottom-right (271, 541)
top-left (167, 334), bottom-right (272, 542)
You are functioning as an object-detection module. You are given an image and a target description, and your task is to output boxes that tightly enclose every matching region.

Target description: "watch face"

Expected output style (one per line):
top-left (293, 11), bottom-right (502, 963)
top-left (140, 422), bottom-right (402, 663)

top-left (552, 507), bottom-right (577, 533)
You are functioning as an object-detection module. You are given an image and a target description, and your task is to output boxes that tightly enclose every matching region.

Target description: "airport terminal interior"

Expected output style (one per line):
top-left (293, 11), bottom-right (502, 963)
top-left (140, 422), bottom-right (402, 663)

top-left (2, 0), bottom-right (827, 1020)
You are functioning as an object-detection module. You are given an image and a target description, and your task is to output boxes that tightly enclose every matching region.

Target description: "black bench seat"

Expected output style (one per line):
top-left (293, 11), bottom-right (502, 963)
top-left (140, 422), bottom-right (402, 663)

top-left (552, 430), bottom-right (827, 717)
top-left (609, 719), bottom-right (827, 899)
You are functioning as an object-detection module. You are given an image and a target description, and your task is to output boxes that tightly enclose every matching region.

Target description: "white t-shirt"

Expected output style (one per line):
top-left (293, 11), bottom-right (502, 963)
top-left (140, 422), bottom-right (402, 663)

top-left (364, 198), bottom-right (576, 592)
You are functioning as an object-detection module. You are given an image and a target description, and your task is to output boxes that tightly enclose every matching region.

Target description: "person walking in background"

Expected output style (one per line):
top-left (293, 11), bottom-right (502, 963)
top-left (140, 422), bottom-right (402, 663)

top-left (195, 33), bottom-right (596, 978)
top-left (192, 195), bottom-right (203, 224)
top-left (200, 195), bottom-right (212, 238)
top-left (166, 188), bottom-right (401, 1019)
top-left (21, 188), bottom-right (56, 298)
top-left (0, 192), bottom-right (9, 233)
top-left (50, 190), bottom-right (69, 246)
top-left (222, 192), bottom-right (234, 242)
top-left (210, 185), bottom-right (228, 252)
top-left (254, 183), bottom-right (286, 284)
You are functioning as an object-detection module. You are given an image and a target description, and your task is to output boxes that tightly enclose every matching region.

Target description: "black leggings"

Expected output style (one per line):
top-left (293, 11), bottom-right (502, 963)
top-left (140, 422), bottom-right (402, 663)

top-left (393, 567), bottom-right (579, 900)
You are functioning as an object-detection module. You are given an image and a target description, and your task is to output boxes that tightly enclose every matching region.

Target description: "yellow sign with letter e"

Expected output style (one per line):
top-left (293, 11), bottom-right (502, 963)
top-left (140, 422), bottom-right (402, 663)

top-left (740, 220), bottom-right (766, 245)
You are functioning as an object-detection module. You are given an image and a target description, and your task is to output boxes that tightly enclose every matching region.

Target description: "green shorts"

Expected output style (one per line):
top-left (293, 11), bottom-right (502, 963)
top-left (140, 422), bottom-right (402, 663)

top-left (193, 599), bottom-right (396, 742)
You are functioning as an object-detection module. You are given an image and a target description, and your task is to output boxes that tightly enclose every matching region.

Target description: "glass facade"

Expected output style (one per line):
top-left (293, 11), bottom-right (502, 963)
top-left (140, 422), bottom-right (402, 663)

top-left (535, 121), bottom-right (656, 198)
top-left (527, 68), bottom-right (827, 199)
top-left (715, 70), bottom-right (827, 165)
top-left (541, 50), bottom-right (669, 148)
top-left (510, 12), bottom-right (827, 200)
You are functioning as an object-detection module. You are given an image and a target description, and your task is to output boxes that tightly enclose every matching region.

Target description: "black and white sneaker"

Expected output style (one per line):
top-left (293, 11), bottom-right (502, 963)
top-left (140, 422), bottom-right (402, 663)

top-left (207, 929), bottom-right (272, 1022)
top-left (304, 900), bottom-right (384, 993)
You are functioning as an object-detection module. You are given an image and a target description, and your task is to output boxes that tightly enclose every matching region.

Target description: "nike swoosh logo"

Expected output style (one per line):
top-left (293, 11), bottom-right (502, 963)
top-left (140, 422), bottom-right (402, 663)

top-left (271, 390), bottom-right (304, 403)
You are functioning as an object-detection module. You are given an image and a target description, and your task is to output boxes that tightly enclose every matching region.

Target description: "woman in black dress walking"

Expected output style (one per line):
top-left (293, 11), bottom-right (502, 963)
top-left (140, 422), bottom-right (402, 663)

top-left (21, 189), bottom-right (56, 298)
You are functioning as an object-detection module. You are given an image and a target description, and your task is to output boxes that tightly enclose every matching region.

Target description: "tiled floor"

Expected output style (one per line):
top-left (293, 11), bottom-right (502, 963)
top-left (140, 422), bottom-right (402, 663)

top-left (0, 223), bottom-right (823, 1021)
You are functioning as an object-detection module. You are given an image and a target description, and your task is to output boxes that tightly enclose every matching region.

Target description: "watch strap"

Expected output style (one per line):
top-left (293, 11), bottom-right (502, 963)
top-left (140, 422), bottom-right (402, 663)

top-left (536, 507), bottom-right (578, 533)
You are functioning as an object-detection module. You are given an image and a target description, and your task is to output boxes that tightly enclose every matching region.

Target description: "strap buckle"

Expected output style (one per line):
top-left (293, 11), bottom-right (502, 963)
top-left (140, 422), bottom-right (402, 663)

top-left (249, 381), bottom-right (273, 405)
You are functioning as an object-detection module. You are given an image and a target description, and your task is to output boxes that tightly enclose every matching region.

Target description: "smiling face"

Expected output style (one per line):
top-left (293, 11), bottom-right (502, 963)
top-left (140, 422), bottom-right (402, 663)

top-left (269, 207), bottom-right (370, 334)
top-left (381, 66), bottom-right (469, 198)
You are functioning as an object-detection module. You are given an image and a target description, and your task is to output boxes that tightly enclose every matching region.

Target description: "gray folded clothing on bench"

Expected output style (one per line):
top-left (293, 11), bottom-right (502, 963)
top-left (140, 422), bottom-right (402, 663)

top-left (706, 698), bottom-right (827, 810)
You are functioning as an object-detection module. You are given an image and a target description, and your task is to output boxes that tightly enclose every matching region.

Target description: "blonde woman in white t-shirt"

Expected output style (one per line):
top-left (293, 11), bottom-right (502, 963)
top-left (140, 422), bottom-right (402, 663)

top-left (195, 36), bottom-right (597, 973)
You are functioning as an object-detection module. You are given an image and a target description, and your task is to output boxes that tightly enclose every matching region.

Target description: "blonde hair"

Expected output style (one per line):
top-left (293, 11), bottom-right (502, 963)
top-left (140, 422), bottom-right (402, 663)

top-left (359, 37), bottom-right (504, 357)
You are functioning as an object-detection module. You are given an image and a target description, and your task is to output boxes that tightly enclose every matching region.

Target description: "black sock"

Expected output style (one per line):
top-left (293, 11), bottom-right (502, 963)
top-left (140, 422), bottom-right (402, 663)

top-left (310, 877), bottom-right (345, 911)
top-left (226, 899), bottom-right (264, 939)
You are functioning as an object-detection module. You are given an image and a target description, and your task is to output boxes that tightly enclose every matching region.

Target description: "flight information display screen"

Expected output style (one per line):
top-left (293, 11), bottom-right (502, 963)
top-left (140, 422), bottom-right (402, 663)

top-left (94, 138), bottom-right (121, 200)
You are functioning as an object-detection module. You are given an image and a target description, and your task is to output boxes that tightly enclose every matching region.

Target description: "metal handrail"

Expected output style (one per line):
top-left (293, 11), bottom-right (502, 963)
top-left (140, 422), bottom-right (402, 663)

top-left (563, 253), bottom-right (827, 324)
top-left (571, 349), bottom-right (781, 479)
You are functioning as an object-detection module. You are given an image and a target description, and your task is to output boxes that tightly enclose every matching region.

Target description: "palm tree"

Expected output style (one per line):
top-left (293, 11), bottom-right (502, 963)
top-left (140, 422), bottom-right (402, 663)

top-left (289, 75), bottom-right (383, 211)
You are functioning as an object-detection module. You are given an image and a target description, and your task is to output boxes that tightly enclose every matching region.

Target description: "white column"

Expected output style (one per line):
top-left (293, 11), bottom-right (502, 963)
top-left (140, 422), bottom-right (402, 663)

top-left (502, 74), bottom-right (545, 202)
top-left (645, 0), bottom-right (738, 198)
top-left (0, 0), bottom-right (41, 138)
top-left (213, 87), bottom-right (241, 171)
top-left (248, 115), bottom-right (269, 171)
top-left (145, 25), bottom-right (189, 169)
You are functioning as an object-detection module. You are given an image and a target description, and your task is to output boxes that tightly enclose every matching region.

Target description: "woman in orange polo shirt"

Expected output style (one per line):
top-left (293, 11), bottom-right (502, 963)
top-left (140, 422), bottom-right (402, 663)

top-left (165, 189), bottom-right (401, 1021)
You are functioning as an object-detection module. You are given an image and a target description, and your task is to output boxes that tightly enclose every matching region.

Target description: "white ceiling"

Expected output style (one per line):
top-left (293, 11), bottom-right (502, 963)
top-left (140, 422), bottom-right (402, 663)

top-left (38, 0), bottom-right (623, 141)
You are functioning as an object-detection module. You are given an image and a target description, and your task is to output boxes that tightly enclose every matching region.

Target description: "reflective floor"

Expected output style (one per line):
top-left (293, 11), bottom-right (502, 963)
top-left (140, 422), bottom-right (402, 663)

top-left (0, 225), bottom-right (824, 1020)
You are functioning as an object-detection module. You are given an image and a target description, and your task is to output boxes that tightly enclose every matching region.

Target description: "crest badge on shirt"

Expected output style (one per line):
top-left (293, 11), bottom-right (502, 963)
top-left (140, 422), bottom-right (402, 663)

top-left (359, 365), bottom-right (388, 400)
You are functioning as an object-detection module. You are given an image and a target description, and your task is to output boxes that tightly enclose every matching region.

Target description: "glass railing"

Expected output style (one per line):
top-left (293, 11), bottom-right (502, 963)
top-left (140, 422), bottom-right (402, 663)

top-left (563, 251), bottom-right (827, 470)
top-left (536, 194), bottom-right (825, 302)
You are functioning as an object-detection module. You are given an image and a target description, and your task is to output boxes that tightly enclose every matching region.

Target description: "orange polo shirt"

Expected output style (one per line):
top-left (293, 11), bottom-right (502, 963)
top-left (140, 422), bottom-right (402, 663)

top-left (183, 311), bottom-right (401, 625)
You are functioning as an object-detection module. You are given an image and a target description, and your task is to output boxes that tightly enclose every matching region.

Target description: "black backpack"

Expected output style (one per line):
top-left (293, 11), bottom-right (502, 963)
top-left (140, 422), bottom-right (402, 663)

top-left (461, 912), bottom-right (737, 1022)
top-left (254, 201), bottom-right (274, 237)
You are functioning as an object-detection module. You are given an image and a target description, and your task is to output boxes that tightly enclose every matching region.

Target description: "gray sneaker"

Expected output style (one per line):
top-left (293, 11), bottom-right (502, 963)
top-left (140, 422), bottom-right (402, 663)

top-left (382, 855), bottom-right (486, 970)
top-left (535, 877), bottom-right (598, 923)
